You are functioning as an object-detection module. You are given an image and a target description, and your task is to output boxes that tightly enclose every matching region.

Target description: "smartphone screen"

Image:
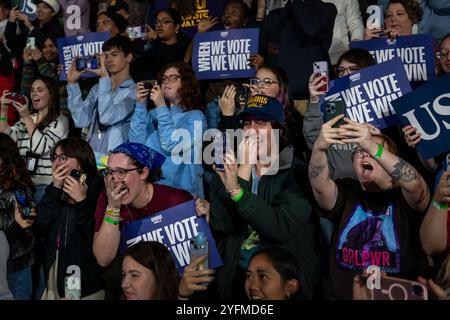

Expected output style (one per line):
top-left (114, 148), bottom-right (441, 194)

top-left (189, 234), bottom-right (209, 270)
top-left (26, 37), bottom-right (36, 49)
top-left (313, 61), bottom-right (329, 92)
top-left (366, 5), bottom-right (384, 30)
top-left (324, 100), bottom-right (346, 127)
top-left (213, 131), bottom-right (226, 172)
top-left (371, 276), bottom-right (428, 300)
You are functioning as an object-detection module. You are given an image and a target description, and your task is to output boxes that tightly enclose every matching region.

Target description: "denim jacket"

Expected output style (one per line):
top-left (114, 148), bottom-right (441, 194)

top-left (67, 77), bottom-right (136, 162)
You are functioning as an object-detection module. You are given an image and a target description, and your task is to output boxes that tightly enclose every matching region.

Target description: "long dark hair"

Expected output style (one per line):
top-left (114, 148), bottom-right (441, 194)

top-left (0, 133), bottom-right (34, 191)
top-left (123, 241), bottom-right (179, 300)
top-left (249, 247), bottom-right (308, 300)
top-left (0, 42), bottom-right (13, 77)
top-left (335, 48), bottom-right (377, 79)
top-left (158, 62), bottom-right (203, 111)
top-left (51, 138), bottom-right (98, 180)
top-left (31, 76), bottom-right (60, 131)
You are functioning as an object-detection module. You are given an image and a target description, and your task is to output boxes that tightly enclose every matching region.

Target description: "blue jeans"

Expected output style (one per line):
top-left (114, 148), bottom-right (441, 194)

top-left (7, 267), bottom-right (32, 300)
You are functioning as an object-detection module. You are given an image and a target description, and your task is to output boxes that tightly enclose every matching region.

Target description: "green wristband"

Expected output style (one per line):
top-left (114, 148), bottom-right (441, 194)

top-left (0, 117), bottom-right (7, 121)
top-left (231, 189), bottom-right (244, 202)
top-left (374, 144), bottom-right (383, 159)
top-left (432, 198), bottom-right (448, 210)
top-left (104, 215), bottom-right (120, 225)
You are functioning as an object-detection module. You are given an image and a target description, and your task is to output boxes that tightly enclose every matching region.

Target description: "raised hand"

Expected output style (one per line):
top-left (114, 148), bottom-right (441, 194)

top-left (218, 85), bottom-right (236, 116)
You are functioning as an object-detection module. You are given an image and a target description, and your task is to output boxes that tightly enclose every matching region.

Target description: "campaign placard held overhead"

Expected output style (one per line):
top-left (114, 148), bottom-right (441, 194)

top-left (121, 200), bottom-right (223, 273)
top-left (57, 32), bottom-right (110, 81)
top-left (322, 58), bottom-right (411, 129)
top-left (391, 73), bottom-right (450, 160)
top-left (350, 34), bottom-right (436, 86)
top-left (192, 28), bottom-right (259, 80)
top-left (19, 0), bottom-right (37, 20)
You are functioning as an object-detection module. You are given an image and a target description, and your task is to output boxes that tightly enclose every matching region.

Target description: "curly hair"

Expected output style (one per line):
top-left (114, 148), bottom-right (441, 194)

top-left (157, 62), bottom-right (203, 111)
top-left (387, 0), bottom-right (423, 24)
top-left (0, 133), bottom-right (34, 191)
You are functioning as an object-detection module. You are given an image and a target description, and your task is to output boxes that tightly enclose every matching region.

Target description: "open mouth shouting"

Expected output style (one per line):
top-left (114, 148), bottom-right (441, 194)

top-left (361, 161), bottom-right (374, 179)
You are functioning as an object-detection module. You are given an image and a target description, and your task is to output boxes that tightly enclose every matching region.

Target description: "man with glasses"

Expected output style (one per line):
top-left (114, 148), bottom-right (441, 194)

top-left (92, 142), bottom-right (209, 299)
top-left (67, 35), bottom-right (136, 166)
top-left (439, 34), bottom-right (450, 74)
top-left (308, 115), bottom-right (430, 299)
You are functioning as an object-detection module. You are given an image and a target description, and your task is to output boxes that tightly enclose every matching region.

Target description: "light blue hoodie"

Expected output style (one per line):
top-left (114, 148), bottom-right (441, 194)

top-left (129, 102), bottom-right (206, 197)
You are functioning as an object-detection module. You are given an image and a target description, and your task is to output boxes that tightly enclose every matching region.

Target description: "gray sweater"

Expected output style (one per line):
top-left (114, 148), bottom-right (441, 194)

top-left (302, 101), bottom-right (356, 180)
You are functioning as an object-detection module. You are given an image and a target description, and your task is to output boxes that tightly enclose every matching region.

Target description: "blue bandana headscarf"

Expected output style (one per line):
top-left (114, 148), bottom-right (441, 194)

top-left (111, 142), bottom-right (165, 170)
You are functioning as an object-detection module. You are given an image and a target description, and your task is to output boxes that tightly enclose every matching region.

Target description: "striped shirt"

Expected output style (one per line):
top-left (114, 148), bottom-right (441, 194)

top-left (5, 114), bottom-right (69, 186)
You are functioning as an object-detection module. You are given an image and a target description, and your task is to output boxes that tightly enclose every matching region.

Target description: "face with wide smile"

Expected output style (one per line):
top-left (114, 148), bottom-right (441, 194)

top-left (42, 38), bottom-right (58, 61)
top-left (122, 256), bottom-right (156, 300)
top-left (245, 253), bottom-right (296, 300)
top-left (385, 3), bottom-right (413, 36)
top-left (30, 79), bottom-right (50, 111)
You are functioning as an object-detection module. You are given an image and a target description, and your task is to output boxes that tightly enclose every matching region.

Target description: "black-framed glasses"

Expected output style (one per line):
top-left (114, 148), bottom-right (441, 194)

top-left (51, 153), bottom-right (68, 162)
top-left (249, 77), bottom-right (279, 88)
top-left (102, 167), bottom-right (139, 179)
top-left (336, 66), bottom-right (360, 76)
top-left (161, 74), bottom-right (180, 83)
top-left (351, 146), bottom-right (368, 159)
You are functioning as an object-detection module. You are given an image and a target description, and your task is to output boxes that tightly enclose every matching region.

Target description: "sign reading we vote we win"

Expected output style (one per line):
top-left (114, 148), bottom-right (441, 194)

top-left (323, 58), bottom-right (411, 129)
top-left (192, 28), bottom-right (259, 80)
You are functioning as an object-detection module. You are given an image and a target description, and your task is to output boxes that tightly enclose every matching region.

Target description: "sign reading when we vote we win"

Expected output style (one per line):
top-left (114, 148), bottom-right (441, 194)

top-left (57, 32), bottom-right (110, 81)
top-left (392, 73), bottom-right (450, 160)
top-left (350, 34), bottom-right (436, 86)
top-left (322, 58), bottom-right (411, 129)
top-left (192, 28), bottom-right (259, 80)
top-left (120, 200), bottom-right (223, 273)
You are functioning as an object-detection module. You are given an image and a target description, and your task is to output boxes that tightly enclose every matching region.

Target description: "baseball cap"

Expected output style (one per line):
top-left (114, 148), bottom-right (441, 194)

top-left (237, 94), bottom-right (285, 125)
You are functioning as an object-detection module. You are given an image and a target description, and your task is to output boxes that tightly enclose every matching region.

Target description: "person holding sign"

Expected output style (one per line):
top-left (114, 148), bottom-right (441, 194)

top-left (92, 142), bottom-right (209, 299)
top-left (303, 48), bottom-right (378, 180)
top-left (129, 62), bottom-right (206, 197)
top-left (4, 0), bottom-right (63, 59)
top-left (209, 94), bottom-right (321, 299)
top-left (309, 115), bottom-right (430, 299)
top-left (67, 35), bottom-right (136, 164)
top-left (364, 0), bottom-right (422, 40)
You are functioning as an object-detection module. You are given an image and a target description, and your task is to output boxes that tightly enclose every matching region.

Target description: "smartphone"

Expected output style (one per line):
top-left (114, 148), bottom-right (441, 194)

top-left (76, 56), bottom-right (99, 71)
top-left (324, 100), bottom-right (346, 128)
top-left (313, 61), bottom-right (329, 93)
top-left (213, 131), bottom-right (226, 172)
top-left (371, 276), bottom-right (428, 300)
top-left (13, 189), bottom-right (35, 220)
top-left (26, 37), bottom-right (36, 49)
top-left (366, 5), bottom-right (384, 30)
top-left (189, 232), bottom-right (209, 271)
top-left (61, 170), bottom-right (86, 202)
top-left (10, 92), bottom-right (27, 104)
top-left (235, 84), bottom-right (249, 105)
top-left (142, 80), bottom-right (157, 90)
top-left (126, 25), bottom-right (147, 39)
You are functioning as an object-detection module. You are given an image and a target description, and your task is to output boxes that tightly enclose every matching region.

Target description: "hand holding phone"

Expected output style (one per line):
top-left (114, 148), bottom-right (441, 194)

top-left (14, 189), bottom-right (35, 220)
top-left (371, 276), bottom-right (428, 300)
top-left (213, 131), bottom-right (226, 172)
top-left (324, 100), bottom-right (346, 128)
top-left (190, 232), bottom-right (210, 272)
top-left (313, 61), bottom-right (329, 93)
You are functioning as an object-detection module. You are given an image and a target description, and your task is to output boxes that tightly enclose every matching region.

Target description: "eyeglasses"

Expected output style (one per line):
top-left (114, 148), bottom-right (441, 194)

top-left (440, 50), bottom-right (450, 59)
top-left (336, 66), bottom-right (360, 76)
top-left (51, 153), bottom-right (68, 162)
top-left (249, 78), bottom-right (279, 88)
top-left (156, 19), bottom-right (174, 26)
top-left (102, 167), bottom-right (139, 179)
top-left (351, 147), bottom-right (369, 159)
top-left (161, 74), bottom-right (180, 83)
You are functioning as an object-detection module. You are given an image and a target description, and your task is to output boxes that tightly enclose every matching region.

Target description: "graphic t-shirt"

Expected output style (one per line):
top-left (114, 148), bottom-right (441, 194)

top-left (324, 179), bottom-right (429, 299)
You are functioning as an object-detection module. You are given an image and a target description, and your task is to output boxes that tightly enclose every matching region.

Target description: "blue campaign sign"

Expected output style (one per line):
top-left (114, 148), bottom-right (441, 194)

top-left (120, 199), bottom-right (223, 273)
top-left (322, 58), bottom-right (411, 129)
top-left (19, 0), bottom-right (37, 20)
top-left (350, 34), bottom-right (436, 86)
top-left (391, 73), bottom-right (450, 160)
top-left (57, 32), bottom-right (110, 81)
top-left (192, 28), bottom-right (259, 80)
top-left (154, 0), bottom-right (227, 37)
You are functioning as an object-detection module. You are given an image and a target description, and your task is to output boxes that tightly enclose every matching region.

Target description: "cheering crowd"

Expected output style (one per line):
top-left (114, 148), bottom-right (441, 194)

top-left (0, 0), bottom-right (450, 300)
